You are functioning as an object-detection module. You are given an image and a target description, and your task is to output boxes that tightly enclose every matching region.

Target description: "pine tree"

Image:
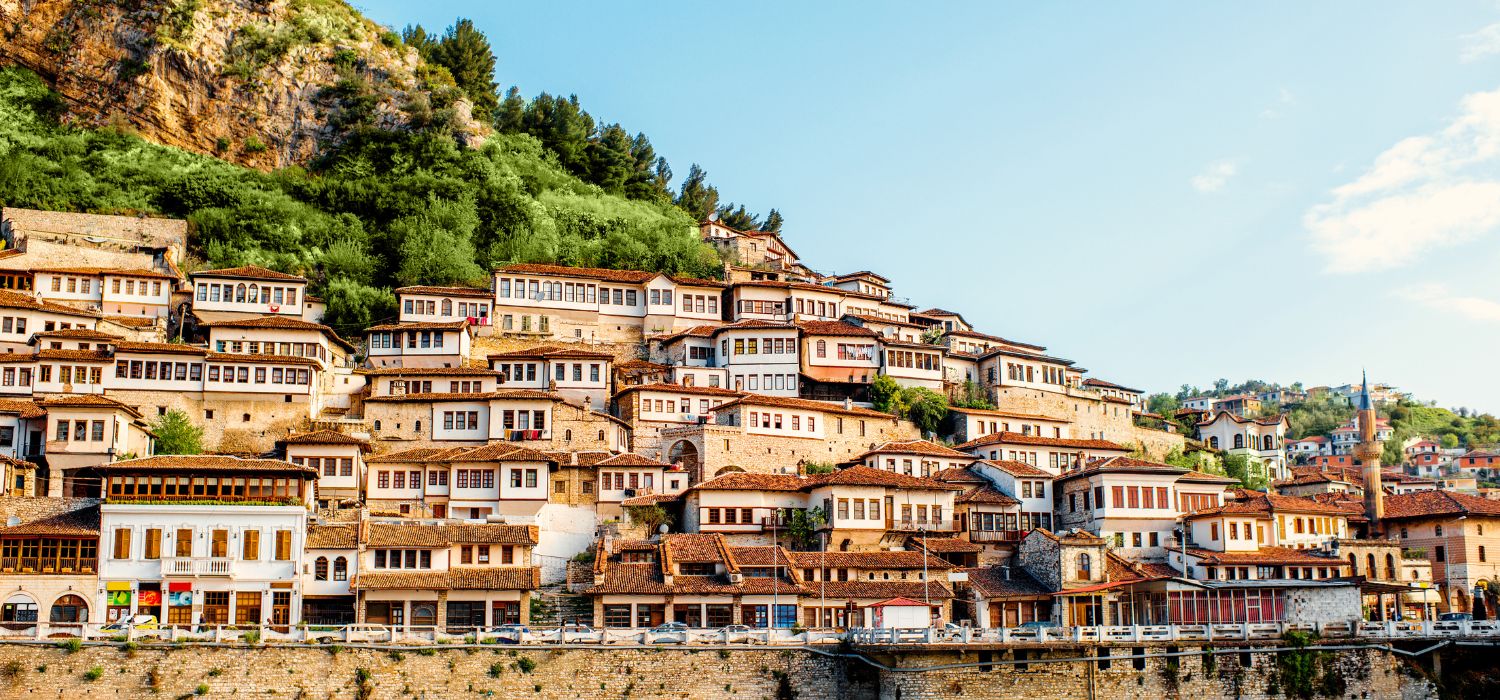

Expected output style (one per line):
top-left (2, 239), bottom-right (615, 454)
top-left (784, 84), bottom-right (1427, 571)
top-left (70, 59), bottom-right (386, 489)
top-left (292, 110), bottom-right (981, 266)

top-left (586, 123), bottom-right (633, 194)
top-left (494, 86), bottom-right (525, 133)
top-left (674, 164), bottom-right (719, 220)
top-left (715, 203), bottom-right (760, 231)
top-left (427, 19), bottom-right (499, 122)
top-left (762, 208), bottom-right (784, 232)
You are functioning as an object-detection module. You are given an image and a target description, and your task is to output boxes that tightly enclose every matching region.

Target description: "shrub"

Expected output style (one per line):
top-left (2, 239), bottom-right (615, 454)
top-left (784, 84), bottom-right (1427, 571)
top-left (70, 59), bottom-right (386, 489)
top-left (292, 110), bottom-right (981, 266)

top-left (56, 638), bottom-right (82, 653)
top-left (82, 666), bottom-right (103, 681)
top-left (515, 657), bottom-right (536, 674)
top-left (0, 660), bottom-right (21, 680)
top-left (488, 663), bottom-right (502, 678)
top-left (241, 629), bottom-right (261, 646)
top-left (207, 668), bottom-right (223, 677)
top-left (243, 136), bottom-right (268, 154)
top-left (195, 683), bottom-right (210, 695)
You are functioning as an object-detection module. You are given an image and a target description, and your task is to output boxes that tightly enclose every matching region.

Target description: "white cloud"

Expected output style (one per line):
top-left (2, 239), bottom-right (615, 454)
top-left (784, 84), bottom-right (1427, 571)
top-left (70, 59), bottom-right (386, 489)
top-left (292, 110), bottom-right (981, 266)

top-left (1395, 283), bottom-right (1500, 323)
top-left (1191, 160), bottom-right (1237, 193)
top-left (1460, 23), bottom-right (1500, 63)
top-left (1261, 87), bottom-right (1296, 119)
top-left (1305, 86), bottom-right (1500, 273)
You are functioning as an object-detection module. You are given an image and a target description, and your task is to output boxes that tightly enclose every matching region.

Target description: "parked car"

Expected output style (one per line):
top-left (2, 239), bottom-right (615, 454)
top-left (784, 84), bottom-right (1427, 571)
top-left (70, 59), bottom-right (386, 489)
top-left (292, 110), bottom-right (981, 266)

top-left (719, 624), bottom-right (755, 643)
top-left (102, 615), bottom-right (158, 632)
top-left (646, 621), bottom-right (689, 644)
top-left (1019, 620), bottom-right (1059, 629)
top-left (1438, 612), bottom-right (1473, 622)
top-left (494, 624), bottom-right (530, 644)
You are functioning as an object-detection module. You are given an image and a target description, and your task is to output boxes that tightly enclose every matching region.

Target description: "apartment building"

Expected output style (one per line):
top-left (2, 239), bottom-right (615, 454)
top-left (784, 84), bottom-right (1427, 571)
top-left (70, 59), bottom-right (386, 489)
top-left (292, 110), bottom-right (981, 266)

top-left (487, 346), bottom-right (613, 408)
top-left (32, 267), bottom-right (178, 319)
top-left (189, 266), bottom-right (314, 322)
top-left (353, 522), bottom-right (540, 629)
top-left (957, 432), bottom-right (1129, 475)
top-left (395, 285), bottom-right (494, 327)
top-left (364, 321), bottom-right (472, 369)
top-left (1196, 411), bottom-right (1289, 480)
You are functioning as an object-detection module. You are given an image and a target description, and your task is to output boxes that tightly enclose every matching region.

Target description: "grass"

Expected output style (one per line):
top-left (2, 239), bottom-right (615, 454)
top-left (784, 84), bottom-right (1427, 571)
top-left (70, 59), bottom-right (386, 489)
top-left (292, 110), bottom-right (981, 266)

top-left (82, 666), bottom-right (103, 681)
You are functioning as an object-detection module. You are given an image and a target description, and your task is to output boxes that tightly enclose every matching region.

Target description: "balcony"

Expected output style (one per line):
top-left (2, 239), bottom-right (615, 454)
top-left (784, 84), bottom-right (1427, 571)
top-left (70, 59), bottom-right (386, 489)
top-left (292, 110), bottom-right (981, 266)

top-left (161, 557), bottom-right (235, 577)
top-left (967, 530), bottom-right (1024, 543)
top-left (884, 519), bottom-right (956, 532)
top-left (0, 557), bottom-right (96, 575)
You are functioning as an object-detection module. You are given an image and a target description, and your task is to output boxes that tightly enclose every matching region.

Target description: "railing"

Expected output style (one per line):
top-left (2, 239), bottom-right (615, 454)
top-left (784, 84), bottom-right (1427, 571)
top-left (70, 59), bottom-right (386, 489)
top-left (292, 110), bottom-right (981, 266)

top-left (0, 620), bottom-right (1496, 647)
top-left (160, 557), bottom-right (234, 576)
top-left (967, 530), bottom-right (1024, 543)
top-left (0, 557), bottom-right (97, 574)
top-left (883, 519), bottom-right (957, 532)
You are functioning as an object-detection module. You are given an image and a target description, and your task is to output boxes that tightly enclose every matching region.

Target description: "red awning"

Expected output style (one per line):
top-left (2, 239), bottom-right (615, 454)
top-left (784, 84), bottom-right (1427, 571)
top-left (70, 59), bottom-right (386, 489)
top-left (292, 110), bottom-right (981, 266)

top-left (167, 582), bottom-right (193, 592)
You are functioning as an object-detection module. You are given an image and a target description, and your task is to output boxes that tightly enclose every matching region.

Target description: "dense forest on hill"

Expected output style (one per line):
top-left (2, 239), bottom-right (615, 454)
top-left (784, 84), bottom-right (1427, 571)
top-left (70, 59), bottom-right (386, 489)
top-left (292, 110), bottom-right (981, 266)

top-left (0, 7), bottom-right (787, 335)
top-left (0, 66), bottom-right (722, 335)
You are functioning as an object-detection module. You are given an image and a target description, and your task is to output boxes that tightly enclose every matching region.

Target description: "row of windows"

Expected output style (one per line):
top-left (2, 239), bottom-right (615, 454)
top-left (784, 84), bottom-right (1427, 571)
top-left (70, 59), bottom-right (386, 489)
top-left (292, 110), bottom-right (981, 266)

top-left (107, 475), bottom-right (303, 502)
top-left (373, 549), bottom-right (432, 569)
top-left (207, 365), bottom-right (312, 385)
top-left (971, 511), bottom-right (1052, 532)
top-left (289, 456), bottom-right (354, 477)
top-left (214, 340), bottom-right (327, 361)
top-left (886, 350), bottom-right (939, 371)
top-left (0, 316), bottom-right (26, 335)
top-left (1208, 521), bottom-right (1266, 543)
top-left (833, 343), bottom-right (875, 361)
top-left (835, 499), bottom-right (884, 521)
top-left (723, 337), bottom-right (796, 356)
top-left (680, 293), bottom-right (718, 314)
top-left (51, 276), bottom-right (162, 297)
top-left (599, 471), bottom-right (654, 491)
top-left (441, 411), bottom-right (481, 431)
top-left (553, 362), bottom-right (601, 383)
top-left (41, 364), bottom-right (102, 385)
top-left (877, 458), bottom-right (945, 479)
top-left (115, 360), bottom-right (203, 382)
top-left (748, 411), bottom-right (816, 432)
top-left (794, 298), bottom-right (837, 318)
top-left (197, 282), bottom-right (299, 306)
top-left (54, 419), bottom-right (105, 442)
top-left (402, 298), bottom-right (490, 318)
top-left (640, 397), bottom-right (725, 416)
top-left (112, 527), bottom-right (293, 561)
top-left (369, 330), bottom-right (448, 350)
top-left (733, 373), bottom-right (796, 392)
top-left (498, 314), bottom-right (549, 332)
top-left (739, 300), bottom-right (784, 316)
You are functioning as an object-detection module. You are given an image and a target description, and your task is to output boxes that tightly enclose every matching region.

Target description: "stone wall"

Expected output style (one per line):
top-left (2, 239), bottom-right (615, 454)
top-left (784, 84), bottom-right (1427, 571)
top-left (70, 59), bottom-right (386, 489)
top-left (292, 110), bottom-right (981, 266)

top-left (659, 418), bottom-right (919, 482)
top-left (0, 641), bottom-right (1437, 700)
top-left (103, 389), bottom-right (312, 454)
top-left (992, 387), bottom-right (1185, 459)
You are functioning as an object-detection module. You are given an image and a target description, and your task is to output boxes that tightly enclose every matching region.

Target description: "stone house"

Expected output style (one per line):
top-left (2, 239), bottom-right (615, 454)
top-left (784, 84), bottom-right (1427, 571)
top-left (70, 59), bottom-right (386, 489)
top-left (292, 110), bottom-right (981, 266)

top-left (395, 285), bottom-right (494, 330)
top-left (352, 521), bottom-right (540, 630)
top-left (363, 320), bottom-right (473, 369)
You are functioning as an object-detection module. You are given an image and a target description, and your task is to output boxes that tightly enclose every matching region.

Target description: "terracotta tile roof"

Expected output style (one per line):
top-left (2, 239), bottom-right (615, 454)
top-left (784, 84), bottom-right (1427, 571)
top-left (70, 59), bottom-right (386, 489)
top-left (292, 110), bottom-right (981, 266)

top-left (668, 276), bottom-right (727, 289)
top-left (205, 352), bottom-right (322, 366)
top-left (615, 359), bottom-right (670, 373)
top-left (0, 399), bottom-right (45, 419)
top-left (395, 285), bottom-right (493, 298)
top-left (0, 289), bottom-right (100, 318)
top-left (1081, 378), bottom-right (1143, 393)
top-left (306, 524), bottom-right (357, 549)
top-left (931, 467), bottom-right (987, 484)
top-left (1058, 457), bottom-right (1191, 482)
top-left (709, 319), bottom-right (800, 334)
top-left (727, 546), bottom-right (794, 567)
top-left (795, 320), bottom-right (879, 338)
top-left (913, 537), bottom-right (982, 554)
top-left (1176, 470), bottom-right (1240, 484)
top-left (653, 325), bottom-right (719, 343)
top-left (786, 550), bottom-right (953, 570)
top-left (688, 472), bottom-right (807, 492)
top-left (353, 567), bottom-right (540, 591)
top-left (941, 329), bottom-right (1046, 352)
top-left (0, 500), bottom-right (98, 537)
top-left (977, 459), bottom-right (1054, 478)
top-left (1196, 410), bottom-right (1287, 428)
top-left (496, 263), bottom-right (655, 284)
top-left (440, 442), bottom-right (555, 463)
top-left (365, 321), bottom-right (470, 332)
top-left (854, 439), bottom-right (974, 461)
top-left (364, 389), bottom-right (560, 403)
top-left (663, 533), bottom-right (730, 564)
top-left (191, 265), bottom-right (305, 282)
top-left (620, 493), bottom-right (680, 507)
top-left (103, 455), bottom-right (316, 475)
top-left (279, 430), bottom-right (370, 450)
top-left (810, 465), bottom-right (961, 491)
top-left (957, 431), bottom-right (1126, 452)
top-left (102, 316), bottom-right (158, 328)
top-left (487, 345), bottom-right (614, 361)
top-left (203, 316), bottom-right (355, 351)
top-left (37, 395), bottom-right (141, 417)
top-left (805, 580), bottom-right (953, 600)
top-left (956, 484), bottom-right (1021, 505)
top-left (961, 566), bottom-right (1051, 598)
top-left (365, 523), bottom-right (539, 547)
top-left (1186, 546), bottom-right (1347, 566)
top-left (593, 453), bottom-right (673, 468)
top-left (1382, 490), bottom-right (1500, 520)
top-left (974, 345), bottom-right (1074, 366)
top-left (714, 394), bottom-right (895, 420)
top-left (586, 565), bottom-right (809, 596)
top-left (0, 355), bottom-right (36, 364)
top-left (614, 383), bottom-right (744, 398)
top-left (114, 341), bottom-right (207, 356)
top-left (358, 366), bottom-right (500, 377)
top-left (365, 447), bottom-right (458, 464)
top-left (32, 328), bottom-right (121, 341)
top-left (842, 314), bottom-right (923, 329)
top-left (36, 349), bottom-right (111, 361)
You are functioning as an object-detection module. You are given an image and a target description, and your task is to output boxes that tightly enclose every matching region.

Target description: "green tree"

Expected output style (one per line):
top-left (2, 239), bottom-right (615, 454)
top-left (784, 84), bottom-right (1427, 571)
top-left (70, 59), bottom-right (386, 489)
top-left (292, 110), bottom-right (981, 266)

top-left (899, 387), bottom-right (949, 435)
top-left (151, 410), bottom-right (204, 455)
top-left (674, 164), bottom-right (719, 221)
top-left (869, 375), bottom-right (903, 414)
top-left (715, 203), bottom-right (761, 231)
top-left (782, 507), bottom-right (826, 550)
top-left (1441, 433), bottom-right (1460, 449)
top-left (389, 197), bottom-right (485, 286)
top-left (1146, 393), bottom-right (1180, 416)
top-left (762, 208), bottom-right (784, 232)
top-left (624, 505), bottom-right (673, 533)
top-left (424, 19), bottom-right (498, 122)
top-left (951, 381), bottom-right (994, 410)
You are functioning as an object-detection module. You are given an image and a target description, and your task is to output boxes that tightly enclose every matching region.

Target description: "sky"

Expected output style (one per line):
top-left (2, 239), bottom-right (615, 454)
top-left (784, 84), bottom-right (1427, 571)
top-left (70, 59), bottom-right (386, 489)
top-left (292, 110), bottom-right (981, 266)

top-left (356, 1), bottom-right (1500, 412)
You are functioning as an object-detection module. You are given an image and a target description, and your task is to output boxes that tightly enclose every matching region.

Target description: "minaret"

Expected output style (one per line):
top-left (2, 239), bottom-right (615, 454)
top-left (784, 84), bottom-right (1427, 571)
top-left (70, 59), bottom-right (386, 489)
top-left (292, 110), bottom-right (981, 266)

top-left (1353, 371), bottom-right (1385, 536)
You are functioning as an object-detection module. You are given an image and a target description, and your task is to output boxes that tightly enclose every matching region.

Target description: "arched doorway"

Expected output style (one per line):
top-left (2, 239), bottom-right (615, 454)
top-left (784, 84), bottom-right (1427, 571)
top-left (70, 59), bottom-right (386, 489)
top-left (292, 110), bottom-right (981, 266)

top-left (0, 593), bottom-right (37, 624)
top-left (667, 440), bottom-right (700, 481)
top-left (49, 595), bottom-right (88, 623)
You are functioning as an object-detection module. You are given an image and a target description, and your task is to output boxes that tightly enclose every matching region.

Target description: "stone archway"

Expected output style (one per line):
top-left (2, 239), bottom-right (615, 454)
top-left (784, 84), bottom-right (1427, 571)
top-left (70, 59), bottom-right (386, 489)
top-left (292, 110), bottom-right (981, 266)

top-left (49, 594), bottom-right (88, 623)
top-left (668, 440), bottom-right (701, 483)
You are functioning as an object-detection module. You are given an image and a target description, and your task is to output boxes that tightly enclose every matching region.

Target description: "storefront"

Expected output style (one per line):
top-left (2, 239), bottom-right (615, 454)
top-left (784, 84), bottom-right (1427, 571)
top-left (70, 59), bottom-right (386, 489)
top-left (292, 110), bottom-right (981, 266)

top-left (166, 583), bottom-right (193, 625)
top-left (104, 582), bottom-right (132, 622)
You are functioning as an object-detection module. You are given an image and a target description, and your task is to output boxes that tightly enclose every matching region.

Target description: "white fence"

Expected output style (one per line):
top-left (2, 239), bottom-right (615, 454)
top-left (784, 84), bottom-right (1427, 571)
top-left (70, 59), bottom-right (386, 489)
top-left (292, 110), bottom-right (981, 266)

top-left (0, 619), bottom-right (1495, 647)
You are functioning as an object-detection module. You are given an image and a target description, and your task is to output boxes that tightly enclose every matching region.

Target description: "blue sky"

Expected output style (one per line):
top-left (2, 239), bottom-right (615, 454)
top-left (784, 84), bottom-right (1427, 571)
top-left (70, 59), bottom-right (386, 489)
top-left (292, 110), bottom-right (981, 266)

top-left (358, 1), bottom-right (1500, 412)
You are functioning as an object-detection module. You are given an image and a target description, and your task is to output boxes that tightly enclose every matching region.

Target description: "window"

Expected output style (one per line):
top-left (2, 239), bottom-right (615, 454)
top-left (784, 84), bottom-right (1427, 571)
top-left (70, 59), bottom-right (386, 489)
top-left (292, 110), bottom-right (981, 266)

top-left (274, 530), bottom-right (293, 560)
top-left (333, 556), bottom-right (347, 581)
top-left (144, 529), bottom-right (161, 560)
top-left (242, 530), bottom-right (260, 560)
top-left (112, 528), bottom-right (131, 559)
top-left (314, 556), bottom-right (329, 581)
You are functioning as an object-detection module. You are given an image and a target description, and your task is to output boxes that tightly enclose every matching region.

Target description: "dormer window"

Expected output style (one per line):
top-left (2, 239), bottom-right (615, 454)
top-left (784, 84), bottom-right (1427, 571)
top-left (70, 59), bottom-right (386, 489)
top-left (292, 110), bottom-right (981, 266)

top-left (679, 562), bottom-right (715, 576)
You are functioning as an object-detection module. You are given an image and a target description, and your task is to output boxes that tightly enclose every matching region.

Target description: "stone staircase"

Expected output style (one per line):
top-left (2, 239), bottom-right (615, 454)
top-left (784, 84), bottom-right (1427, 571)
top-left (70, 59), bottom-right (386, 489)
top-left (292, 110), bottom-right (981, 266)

top-left (530, 586), bottom-right (594, 627)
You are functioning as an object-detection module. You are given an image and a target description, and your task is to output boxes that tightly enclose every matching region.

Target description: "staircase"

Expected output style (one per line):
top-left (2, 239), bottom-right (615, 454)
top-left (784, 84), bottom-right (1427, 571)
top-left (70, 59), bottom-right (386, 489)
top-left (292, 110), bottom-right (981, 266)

top-left (530, 586), bottom-right (594, 627)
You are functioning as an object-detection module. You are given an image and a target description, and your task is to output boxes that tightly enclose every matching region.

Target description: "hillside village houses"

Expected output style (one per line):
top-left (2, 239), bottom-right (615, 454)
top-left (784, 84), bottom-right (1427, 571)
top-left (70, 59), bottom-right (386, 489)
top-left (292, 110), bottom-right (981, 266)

top-left (0, 205), bottom-right (1482, 633)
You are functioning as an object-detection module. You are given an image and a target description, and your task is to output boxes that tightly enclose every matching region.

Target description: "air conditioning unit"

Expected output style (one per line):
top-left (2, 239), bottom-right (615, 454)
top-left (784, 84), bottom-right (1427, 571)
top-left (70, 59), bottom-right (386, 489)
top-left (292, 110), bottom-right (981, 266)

top-left (623, 489), bottom-right (637, 497)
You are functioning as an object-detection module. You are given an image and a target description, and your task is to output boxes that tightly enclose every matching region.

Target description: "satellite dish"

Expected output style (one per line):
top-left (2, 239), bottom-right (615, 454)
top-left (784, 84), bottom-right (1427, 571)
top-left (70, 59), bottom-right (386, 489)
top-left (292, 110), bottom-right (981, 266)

top-left (657, 524), bottom-right (669, 534)
top-left (5, 517), bottom-right (19, 527)
top-left (707, 212), bottom-right (719, 222)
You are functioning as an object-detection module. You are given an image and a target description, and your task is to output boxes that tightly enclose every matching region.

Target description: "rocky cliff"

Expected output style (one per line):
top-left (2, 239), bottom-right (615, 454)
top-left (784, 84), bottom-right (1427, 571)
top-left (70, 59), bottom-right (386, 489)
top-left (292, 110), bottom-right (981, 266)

top-left (0, 0), bottom-right (485, 169)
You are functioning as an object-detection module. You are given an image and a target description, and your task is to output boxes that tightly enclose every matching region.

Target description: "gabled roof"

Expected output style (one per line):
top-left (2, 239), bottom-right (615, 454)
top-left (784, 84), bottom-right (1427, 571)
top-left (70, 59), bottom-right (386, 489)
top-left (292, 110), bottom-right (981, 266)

top-left (32, 266), bottom-right (179, 280)
top-left (941, 329), bottom-right (1047, 352)
top-left (784, 550), bottom-right (952, 570)
top-left (365, 523), bottom-right (539, 547)
top-left (102, 455), bottom-right (314, 474)
top-left (114, 341), bottom-right (207, 356)
top-left (708, 319), bottom-right (799, 335)
top-left (853, 439), bottom-right (974, 461)
top-left (795, 320), bottom-right (879, 338)
top-left (394, 285), bottom-right (493, 298)
top-left (357, 366), bottom-right (500, 377)
top-left (956, 431), bottom-right (1126, 452)
top-left (713, 394), bottom-right (894, 420)
top-left (977, 459), bottom-right (1054, 478)
top-left (956, 484), bottom-right (1021, 505)
top-left (687, 472), bottom-right (806, 492)
top-left (1082, 378), bottom-right (1142, 393)
top-left (487, 345), bottom-right (614, 361)
top-left (1054, 456), bottom-right (1193, 483)
top-left (279, 430), bottom-right (371, 451)
top-left (0, 289), bottom-right (100, 318)
top-left (203, 316), bottom-right (356, 352)
top-left (190, 265), bottom-right (305, 282)
top-left (37, 394), bottom-right (141, 417)
top-left (495, 263), bottom-right (655, 284)
top-left (809, 465), bottom-right (961, 491)
top-left (961, 566), bottom-right (1051, 599)
top-left (1382, 490), bottom-right (1500, 520)
top-left (1196, 410), bottom-right (1287, 428)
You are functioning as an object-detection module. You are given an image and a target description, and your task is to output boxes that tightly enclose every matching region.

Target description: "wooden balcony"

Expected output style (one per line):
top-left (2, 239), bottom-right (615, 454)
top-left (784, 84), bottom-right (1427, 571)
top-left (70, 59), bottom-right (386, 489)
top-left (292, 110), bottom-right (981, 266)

top-left (967, 530), bottom-right (1024, 543)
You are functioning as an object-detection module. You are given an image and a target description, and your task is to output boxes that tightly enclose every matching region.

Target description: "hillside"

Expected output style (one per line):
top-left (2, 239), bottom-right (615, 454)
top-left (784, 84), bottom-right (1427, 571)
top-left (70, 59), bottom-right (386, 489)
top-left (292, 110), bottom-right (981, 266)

top-left (0, 0), bottom-right (487, 169)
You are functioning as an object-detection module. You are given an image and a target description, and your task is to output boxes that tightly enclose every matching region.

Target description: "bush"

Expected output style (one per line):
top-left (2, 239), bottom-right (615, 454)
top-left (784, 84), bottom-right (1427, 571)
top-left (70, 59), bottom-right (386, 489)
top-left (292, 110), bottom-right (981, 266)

top-left (56, 638), bottom-right (82, 653)
top-left (0, 660), bottom-right (21, 680)
top-left (82, 666), bottom-right (103, 681)
top-left (195, 683), bottom-right (210, 696)
top-left (241, 629), bottom-right (261, 646)
top-left (515, 657), bottom-right (536, 674)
